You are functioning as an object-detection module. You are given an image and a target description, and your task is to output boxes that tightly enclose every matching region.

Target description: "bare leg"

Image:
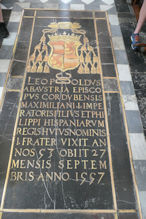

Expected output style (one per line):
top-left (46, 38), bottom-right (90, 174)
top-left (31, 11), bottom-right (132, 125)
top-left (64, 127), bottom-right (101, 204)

top-left (134, 0), bottom-right (146, 34)
top-left (0, 7), bottom-right (4, 22)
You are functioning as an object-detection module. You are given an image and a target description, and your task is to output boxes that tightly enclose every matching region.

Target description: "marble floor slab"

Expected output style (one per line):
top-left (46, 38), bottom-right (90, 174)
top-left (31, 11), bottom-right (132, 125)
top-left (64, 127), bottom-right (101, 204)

top-left (0, 0), bottom-right (146, 218)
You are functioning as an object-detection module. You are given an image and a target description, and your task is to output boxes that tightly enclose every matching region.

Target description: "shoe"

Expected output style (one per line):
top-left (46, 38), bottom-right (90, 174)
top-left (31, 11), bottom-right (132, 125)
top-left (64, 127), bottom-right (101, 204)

top-left (131, 33), bottom-right (140, 50)
top-left (0, 22), bottom-right (9, 39)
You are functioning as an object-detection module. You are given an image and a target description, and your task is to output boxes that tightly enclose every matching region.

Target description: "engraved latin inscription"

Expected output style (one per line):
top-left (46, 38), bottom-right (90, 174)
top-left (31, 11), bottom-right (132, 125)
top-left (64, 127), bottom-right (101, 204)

top-left (10, 76), bottom-right (107, 186)
top-left (7, 21), bottom-right (113, 209)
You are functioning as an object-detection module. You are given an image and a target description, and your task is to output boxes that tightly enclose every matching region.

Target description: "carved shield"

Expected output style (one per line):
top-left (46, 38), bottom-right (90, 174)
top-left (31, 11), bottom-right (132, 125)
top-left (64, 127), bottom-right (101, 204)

top-left (48, 37), bottom-right (81, 72)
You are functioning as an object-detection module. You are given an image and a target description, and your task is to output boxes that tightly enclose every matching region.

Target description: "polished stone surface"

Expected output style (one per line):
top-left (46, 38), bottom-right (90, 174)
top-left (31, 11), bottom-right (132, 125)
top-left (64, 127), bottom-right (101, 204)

top-left (0, 9), bottom-right (141, 218)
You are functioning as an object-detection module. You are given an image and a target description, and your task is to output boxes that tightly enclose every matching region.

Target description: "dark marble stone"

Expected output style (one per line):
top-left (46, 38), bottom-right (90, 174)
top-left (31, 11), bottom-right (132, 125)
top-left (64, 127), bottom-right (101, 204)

top-left (0, 136), bottom-right (12, 202)
top-left (131, 72), bottom-right (146, 90)
top-left (100, 48), bottom-right (114, 64)
top-left (95, 12), bottom-right (106, 18)
top-left (0, 91), bottom-right (20, 201)
top-left (10, 60), bottom-right (26, 77)
top-left (2, 213), bottom-right (115, 219)
top-left (135, 90), bottom-right (146, 129)
top-left (4, 72), bottom-right (113, 209)
top-left (18, 18), bottom-right (33, 42)
top-left (14, 41), bottom-right (29, 61)
top-left (96, 20), bottom-right (111, 48)
top-left (114, 0), bottom-right (130, 12)
top-left (0, 91), bottom-right (20, 138)
top-left (0, 39), bottom-right (2, 49)
top-left (118, 12), bottom-right (135, 22)
top-left (2, 9), bottom-right (11, 23)
top-left (118, 213), bottom-right (139, 219)
top-left (0, 10), bottom-right (140, 214)
top-left (36, 10), bottom-right (93, 18)
top-left (102, 64), bottom-right (116, 77)
top-left (23, 10), bottom-right (35, 17)
top-left (30, 17), bottom-right (96, 55)
top-left (7, 77), bottom-right (23, 90)
top-left (105, 93), bottom-right (136, 209)
top-left (103, 79), bottom-right (118, 91)
top-left (4, 15), bottom-right (114, 210)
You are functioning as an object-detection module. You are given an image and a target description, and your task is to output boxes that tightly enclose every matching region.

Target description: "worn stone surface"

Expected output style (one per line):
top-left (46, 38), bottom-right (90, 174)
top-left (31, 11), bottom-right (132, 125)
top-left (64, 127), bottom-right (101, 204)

top-left (0, 9), bottom-right (141, 218)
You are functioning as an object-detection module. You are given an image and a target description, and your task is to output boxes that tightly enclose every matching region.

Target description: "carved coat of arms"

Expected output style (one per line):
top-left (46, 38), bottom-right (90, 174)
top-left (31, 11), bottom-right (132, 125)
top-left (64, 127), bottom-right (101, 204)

top-left (27, 22), bottom-right (99, 75)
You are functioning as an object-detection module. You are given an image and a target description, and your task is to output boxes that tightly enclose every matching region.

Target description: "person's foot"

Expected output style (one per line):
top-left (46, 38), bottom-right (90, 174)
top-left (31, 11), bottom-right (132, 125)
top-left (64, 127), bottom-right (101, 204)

top-left (0, 22), bottom-right (9, 39)
top-left (131, 33), bottom-right (140, 50)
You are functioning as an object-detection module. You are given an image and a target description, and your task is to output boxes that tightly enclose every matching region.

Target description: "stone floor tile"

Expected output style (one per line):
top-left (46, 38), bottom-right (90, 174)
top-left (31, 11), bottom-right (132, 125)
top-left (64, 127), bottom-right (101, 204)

top-left (126, 110), bottom-right (143, 133)
top-left (131, 72), bottom-right (146, 90)
top-left (114, 0), bottom-right (130, 12)
top-left (0, 60), bottom-right (10, 73)
top-left (81, 0), bottom-right (95, 4)
top-left (2, 213), bottom-right (115, 219)
top-left (135, 90), bottom-right (146, 130)
top-left (139, 191), bottom-right (146, 218)
top-left (31, 3), bottom-right (46, 8)
top-left (58, 3), bottom-right (70, 9)
top-left (2, 32), bottom-right (17, 46)
top-left (40, 0), bottom-right (49, 3)
top-left (108, 7), bottom-right (117, 14)
top-left (15, 2), bottom-right (31, 9)
top-left (100, 48), bottom-right (114, 64)
top-left (130, 133), bottom-right (146, 160)
top-left (133, 160), bottom-right (146, 191)
top-left (7, 22), bottom-right (19, 33)
top-left (102, 64), bottom-right (116, 77)
top-left (7, 77), bottom-right (23, 90)
top-left (9, 11), bottom-right (22, 22)
top-left (0, 73), bottom-right (7, 87)
top-left (110, 25), bottom-right (122, 37)
top-left (114, 50), bottom-right (129, 64)
top-left (100, 4), bottom-right (113, 11)
top-left (123, 95), bottom-right (139, 111)
top-left (44, 3), bottom-right (59, 9)
top-left (102, 0), bottom-right (114, 4)
top-left (118, 213), bottom-right (138, 219)
top-left (61, 0), bottom-right (72, 3)
top-left (0, 46), bottom-right (13, 59)
top-left (0, 4), bottom-right (145, 219)
top-left (70, 4), bottom-right (85, 10)
top-left (108, 14), bottom-right (119, 25)
top-left (103, 78), bottom-right (118, 91)
top-left (85, 4), bottom-right (100, 10)
top-left (0, 87), bottom-right (3, 99)
top-left (112, 36), bottom-right (125, 50)
top-left (120, 81), bottom-right (135, 95)
top-left (117, 64), bottom-right (132, 81)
